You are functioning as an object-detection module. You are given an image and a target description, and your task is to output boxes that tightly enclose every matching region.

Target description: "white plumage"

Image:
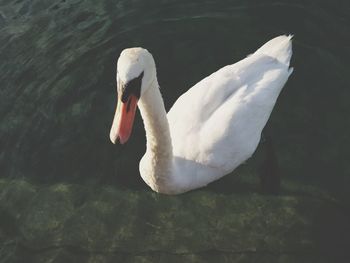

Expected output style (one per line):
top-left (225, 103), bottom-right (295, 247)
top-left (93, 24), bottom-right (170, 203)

top-left (111, 35), bottom-right (293, 194)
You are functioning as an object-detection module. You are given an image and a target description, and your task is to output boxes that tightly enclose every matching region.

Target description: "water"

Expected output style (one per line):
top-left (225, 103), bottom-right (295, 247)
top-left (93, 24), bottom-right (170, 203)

top-left (0, 0), bottom-right (349, 262)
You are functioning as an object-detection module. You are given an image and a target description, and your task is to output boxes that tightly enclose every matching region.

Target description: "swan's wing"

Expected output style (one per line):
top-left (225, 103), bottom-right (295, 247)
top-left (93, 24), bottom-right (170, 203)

top-left (167, 35), bottom-right (293, 173)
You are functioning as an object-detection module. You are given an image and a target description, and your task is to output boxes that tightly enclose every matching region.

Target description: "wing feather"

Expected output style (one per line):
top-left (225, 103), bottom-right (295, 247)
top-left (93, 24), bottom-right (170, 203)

top-left (167, 36), bottom-right (293, 173)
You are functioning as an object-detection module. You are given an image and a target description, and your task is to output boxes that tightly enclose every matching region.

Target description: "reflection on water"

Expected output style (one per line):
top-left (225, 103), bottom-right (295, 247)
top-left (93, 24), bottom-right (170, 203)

top-left (0, 0), bottom-right (349, 261)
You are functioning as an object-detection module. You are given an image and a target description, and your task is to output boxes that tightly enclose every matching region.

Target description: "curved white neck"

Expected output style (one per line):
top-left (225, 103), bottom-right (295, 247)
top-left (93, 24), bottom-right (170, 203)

top-left (138, 80), bottom-right (174, 192)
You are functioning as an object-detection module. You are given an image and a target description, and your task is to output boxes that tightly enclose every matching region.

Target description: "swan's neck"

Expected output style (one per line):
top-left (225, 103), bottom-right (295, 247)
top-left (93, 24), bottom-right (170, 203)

top-left (138, 80), bottom-right (174, 192)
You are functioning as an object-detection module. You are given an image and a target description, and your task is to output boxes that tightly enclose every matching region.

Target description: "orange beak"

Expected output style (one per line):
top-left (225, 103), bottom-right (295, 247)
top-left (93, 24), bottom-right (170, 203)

top-left (110, 93), bottom-right (138, 144)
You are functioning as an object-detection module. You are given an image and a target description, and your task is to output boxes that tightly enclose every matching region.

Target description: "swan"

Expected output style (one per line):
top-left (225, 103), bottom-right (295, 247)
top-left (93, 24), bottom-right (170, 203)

top-left (110, 35), bottom-right (293, 194)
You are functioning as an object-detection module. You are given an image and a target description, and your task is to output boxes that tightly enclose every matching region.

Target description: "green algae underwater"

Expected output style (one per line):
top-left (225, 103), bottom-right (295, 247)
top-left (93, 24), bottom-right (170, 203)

top-left (0, 0), bottom-right (350, 262)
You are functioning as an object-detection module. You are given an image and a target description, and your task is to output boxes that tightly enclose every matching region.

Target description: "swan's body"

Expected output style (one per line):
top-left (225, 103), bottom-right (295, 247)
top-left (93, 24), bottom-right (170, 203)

top-left (110, 35), bottom-right (293, 194)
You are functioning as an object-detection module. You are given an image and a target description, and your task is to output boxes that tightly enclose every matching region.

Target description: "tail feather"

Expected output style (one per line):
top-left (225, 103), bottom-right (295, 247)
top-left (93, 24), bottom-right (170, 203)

top-left (254, 35), bottom-right (293, 67)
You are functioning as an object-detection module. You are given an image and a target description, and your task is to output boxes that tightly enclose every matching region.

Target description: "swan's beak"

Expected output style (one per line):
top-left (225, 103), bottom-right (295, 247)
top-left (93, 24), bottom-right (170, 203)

top-left (110, 93), bottom-right (138, 144)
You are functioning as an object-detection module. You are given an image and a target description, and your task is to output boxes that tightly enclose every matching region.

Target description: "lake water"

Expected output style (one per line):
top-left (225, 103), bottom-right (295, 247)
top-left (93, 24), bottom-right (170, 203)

top-left (0, 0), bottom-right (349, 262)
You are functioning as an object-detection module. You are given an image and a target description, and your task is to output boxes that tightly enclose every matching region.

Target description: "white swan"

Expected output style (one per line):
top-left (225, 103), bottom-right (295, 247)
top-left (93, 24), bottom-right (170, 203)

top-left (110, 35), bottom-right (293, 194)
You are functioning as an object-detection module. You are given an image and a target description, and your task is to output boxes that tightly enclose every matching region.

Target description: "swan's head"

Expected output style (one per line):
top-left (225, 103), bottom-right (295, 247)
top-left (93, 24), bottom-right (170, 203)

top-left (110, 47), bottom-right (156, 144)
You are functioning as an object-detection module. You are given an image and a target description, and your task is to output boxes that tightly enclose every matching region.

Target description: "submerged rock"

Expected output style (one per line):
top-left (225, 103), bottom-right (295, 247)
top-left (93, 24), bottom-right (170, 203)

top-left (0, 178), bottom-right (349, 262)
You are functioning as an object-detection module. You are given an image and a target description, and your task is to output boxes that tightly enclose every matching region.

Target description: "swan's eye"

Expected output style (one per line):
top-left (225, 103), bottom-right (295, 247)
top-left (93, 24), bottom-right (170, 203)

top-left (121, 71), bottom-right (144, 102)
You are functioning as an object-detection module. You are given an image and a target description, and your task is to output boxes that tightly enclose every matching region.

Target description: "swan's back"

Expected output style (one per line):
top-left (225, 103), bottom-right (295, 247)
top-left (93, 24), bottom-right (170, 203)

top-left (167, 35), bottom-right (293, 182)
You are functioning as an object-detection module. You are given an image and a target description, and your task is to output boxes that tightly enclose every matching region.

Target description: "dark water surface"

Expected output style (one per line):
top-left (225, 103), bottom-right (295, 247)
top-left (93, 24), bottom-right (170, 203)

top-left (0, 0), bottom-right (349, 262)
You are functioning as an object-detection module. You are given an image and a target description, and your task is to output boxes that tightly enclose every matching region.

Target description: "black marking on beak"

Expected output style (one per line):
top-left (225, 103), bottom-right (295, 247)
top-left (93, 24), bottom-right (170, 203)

top-left (126, 97), bottom-right (132, 112)
top-left (120, 71), bottom-right (144, 103)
